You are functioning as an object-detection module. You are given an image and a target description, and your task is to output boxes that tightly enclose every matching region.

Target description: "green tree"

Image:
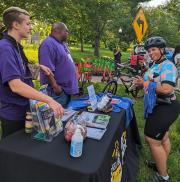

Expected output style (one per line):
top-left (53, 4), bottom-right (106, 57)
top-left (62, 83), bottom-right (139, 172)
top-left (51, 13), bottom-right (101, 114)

top-left (82, 0), bottom-right (150, 56)
top-left (145, 0), bottom-right (180, 47)
top-left (63, 0), bottom-right (90, 52)
top-left (0, 0), bottom-right (152, 55)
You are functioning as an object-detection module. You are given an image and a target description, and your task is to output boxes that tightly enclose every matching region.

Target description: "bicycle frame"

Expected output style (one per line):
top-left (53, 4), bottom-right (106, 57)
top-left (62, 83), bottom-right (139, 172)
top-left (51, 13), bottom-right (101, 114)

top-left (102, 61), bottom-right (145, 98)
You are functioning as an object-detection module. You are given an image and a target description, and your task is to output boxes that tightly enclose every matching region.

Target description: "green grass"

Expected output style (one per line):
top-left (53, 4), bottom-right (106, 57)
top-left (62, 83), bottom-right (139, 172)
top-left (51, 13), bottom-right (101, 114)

top-left (92, 83), bottom-right (180, 182)
top-left (0, 82), bottom-right (179, 181)
top-left (23, 44), bottom-right (130, 64)
top-left (24, 48), bottom-right (38, 64)
top-left (0, 44), bottom-right (179, 181)
top-left (70, 44), bottom-right (130, 62)
top-left (80, 82), bottom-right (180, 182)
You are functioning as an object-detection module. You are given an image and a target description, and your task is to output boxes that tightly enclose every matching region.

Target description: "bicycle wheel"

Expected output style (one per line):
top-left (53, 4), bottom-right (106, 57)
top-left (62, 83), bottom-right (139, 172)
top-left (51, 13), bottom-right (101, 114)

top-left (102, 80), bottom-right (118, 95)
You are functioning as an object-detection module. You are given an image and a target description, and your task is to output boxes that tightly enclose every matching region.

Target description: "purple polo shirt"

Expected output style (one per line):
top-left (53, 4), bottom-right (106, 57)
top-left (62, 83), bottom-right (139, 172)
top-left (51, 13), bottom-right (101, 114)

top-left (39, 36), bottom-right (78, 95)
top-left (0, 38), bottom-right (33, 121)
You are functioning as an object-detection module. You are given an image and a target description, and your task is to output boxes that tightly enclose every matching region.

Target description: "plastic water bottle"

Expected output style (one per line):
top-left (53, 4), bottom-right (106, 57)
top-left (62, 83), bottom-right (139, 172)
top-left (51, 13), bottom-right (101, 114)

top-left (97, 93), bottom-right (112, 111)
top-left (70, 128), bottom-right (83, 157)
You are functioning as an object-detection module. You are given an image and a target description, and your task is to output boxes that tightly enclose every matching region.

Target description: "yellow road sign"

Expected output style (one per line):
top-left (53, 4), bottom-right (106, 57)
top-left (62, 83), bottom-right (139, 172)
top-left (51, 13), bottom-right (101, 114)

top-left (132, 8), bottom-right (148, 43)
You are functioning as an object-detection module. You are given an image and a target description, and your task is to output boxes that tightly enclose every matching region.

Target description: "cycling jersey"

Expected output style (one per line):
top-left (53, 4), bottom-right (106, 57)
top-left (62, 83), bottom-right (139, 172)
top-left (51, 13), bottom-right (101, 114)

top-left (144, 58), bottom-right (177, 86)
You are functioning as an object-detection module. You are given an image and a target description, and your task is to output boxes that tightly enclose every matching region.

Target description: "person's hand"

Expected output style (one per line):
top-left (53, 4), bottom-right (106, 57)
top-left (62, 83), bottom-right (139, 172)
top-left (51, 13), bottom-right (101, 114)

top-left (53, 85), bottom-right (63, 95)
top-left (177, 59), bottom-right (180, 65)
top-left (48, 98), bottom-right (64, 117)
top-left (39, 65), bottom-right (54, 77)
top-left (133, 76), bottom-right (144, 87)
top-left (139, 60), bottom-right (144, 67)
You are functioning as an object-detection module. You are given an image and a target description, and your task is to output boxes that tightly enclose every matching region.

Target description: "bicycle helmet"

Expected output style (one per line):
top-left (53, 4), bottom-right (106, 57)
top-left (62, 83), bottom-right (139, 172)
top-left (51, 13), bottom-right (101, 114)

top-left (144, 37), bottom-right (166, 50)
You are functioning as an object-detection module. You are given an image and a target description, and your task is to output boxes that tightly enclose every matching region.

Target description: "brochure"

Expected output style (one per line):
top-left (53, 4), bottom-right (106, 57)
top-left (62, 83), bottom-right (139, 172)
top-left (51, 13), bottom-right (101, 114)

top-left (61, 109), bottom-right (78, 122)
top-left (86, 127), bottom-right (107, 140)
top-left (79, 111), bottom-right (110, 140)
top-left (80, 111), bottom-right (110, 129)
top-left (87, 85), bottom-right (97, 111)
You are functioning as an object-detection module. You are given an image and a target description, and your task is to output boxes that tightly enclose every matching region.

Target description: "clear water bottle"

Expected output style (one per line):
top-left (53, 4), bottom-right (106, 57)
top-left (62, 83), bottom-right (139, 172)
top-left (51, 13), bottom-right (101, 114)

top-left (97, 93), bottom-right (112, 111)
top-left (70, 128), bottom-right (83, 157)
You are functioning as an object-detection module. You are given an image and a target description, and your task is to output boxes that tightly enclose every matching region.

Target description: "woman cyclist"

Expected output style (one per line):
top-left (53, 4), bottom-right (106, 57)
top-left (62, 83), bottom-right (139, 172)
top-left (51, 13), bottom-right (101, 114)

top-left (133, 37), bottom-right (180, 182)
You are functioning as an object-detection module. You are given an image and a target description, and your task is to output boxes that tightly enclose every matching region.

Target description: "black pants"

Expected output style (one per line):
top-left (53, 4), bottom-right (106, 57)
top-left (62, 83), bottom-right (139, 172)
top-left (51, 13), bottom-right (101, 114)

top-left (0, 118), bottom-right (24, 139)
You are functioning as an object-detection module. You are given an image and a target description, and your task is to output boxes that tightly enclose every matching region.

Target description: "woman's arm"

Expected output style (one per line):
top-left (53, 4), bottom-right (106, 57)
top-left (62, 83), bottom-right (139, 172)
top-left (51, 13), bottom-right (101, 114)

top-left (133, 76), bottom-right (174, 95)
top-left (156, 83), bottom-right (174, 95)
top-left (8, 79), bottom-right (64, 116)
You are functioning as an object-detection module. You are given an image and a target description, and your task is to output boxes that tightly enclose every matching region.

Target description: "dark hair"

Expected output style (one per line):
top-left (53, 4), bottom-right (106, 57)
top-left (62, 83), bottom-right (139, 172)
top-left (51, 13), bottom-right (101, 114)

top-left (113, 48), bottom-right (117, 53)
top-left (3, 7), bottom-right (29, 30)
top-left (172, 45), bottom-right (180, 62)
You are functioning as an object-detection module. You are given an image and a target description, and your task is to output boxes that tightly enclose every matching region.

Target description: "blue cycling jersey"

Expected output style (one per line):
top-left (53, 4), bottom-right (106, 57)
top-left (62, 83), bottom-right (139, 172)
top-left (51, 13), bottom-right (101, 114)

top-left (144, 58), bottom-right (177, 86)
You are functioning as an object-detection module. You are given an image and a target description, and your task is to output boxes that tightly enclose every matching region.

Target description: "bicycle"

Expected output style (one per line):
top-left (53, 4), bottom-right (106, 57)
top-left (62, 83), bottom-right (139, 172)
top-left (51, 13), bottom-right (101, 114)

top-left (76, 61), bottom-right (93, 96)
top-left (102, 61), bottom-right (147, 98)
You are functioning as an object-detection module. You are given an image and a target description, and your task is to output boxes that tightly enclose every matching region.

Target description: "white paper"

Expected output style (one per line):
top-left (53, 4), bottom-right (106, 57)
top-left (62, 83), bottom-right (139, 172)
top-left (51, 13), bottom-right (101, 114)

top-left (87, 85), bottom-right (97, 111)
top-left (80, 111), bottom-right (110, 129)
top-left (87, 127), bottom-right (106, 140)
top-left (61, 109), bottom-right (78, 122)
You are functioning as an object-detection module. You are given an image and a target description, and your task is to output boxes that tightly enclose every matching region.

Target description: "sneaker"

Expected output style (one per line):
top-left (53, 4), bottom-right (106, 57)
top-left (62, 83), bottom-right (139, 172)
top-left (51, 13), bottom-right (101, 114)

top-left (145, 160), bottom-right (158, 172)
top-left (150, 173), bottom-right (169, 182)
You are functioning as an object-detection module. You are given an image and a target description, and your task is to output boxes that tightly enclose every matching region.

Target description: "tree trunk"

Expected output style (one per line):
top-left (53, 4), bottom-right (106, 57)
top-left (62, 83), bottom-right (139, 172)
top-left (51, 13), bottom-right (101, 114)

top-left (93, 22), bottom-right (106, 57)
top-left (80, 40), bottom-right (84, 52)
top-left (94, 35), bottom-right (100, 57)
top-left (80, 29), bottom-right (84, 52)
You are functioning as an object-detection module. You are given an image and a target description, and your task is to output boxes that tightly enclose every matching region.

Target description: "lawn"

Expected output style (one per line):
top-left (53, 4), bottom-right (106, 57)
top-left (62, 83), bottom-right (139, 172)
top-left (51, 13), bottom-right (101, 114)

top-left (86, 82), bottom-right (180, 182)
top-left (1, 81), bottom-right (179, 181)
top-left (24, 43), bottom-right (131, 64)
top-left (0, 45), bottom-right (180, 181)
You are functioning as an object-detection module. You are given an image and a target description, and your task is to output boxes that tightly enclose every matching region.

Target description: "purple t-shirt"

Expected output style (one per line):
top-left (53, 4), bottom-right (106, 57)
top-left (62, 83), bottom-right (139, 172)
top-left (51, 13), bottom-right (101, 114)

top-left (39, 36), bottom-right (78, 95)
top-left (0, 38), bottom-right (33, 121)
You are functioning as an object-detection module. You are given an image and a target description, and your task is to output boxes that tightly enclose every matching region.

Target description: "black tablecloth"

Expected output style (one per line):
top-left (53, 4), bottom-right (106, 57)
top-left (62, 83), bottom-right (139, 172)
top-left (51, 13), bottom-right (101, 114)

top-left (0, 110), bottom-right (141, 182)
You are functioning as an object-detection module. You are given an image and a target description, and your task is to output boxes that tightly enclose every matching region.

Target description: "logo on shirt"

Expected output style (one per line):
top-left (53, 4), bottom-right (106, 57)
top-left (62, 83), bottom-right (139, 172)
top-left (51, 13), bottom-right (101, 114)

top-left (155, 133), bottom-right (161, 138)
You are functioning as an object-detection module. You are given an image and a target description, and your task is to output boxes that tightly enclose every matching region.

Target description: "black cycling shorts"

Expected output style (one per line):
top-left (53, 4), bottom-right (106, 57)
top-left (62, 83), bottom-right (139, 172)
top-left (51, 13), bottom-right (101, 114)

top-left (144, 100), bottom-right (180, 140)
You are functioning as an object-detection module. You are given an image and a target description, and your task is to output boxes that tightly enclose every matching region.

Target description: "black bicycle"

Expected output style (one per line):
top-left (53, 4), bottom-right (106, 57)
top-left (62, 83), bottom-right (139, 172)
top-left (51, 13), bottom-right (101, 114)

top-left (102, 61), bottom-right (146, 98)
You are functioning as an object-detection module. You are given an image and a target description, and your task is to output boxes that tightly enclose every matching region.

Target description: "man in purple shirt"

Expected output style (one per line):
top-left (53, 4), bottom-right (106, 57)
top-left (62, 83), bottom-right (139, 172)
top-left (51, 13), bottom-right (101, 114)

top-left (39, 22), bottom-right (79, 107)
top-left (0, 7), bottom-right (64, 138)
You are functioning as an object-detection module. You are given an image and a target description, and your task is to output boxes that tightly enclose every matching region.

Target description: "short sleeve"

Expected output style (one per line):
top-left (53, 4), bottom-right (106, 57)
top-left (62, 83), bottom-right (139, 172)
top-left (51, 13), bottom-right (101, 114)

top-left (174, 53), bottom-right (180, 64)
top-left (160, 63), bottom-right (177, 86)
top-left (0, 48), bottom-right (21, 85)
top-left (38, 42), bottom-right (56, 72)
